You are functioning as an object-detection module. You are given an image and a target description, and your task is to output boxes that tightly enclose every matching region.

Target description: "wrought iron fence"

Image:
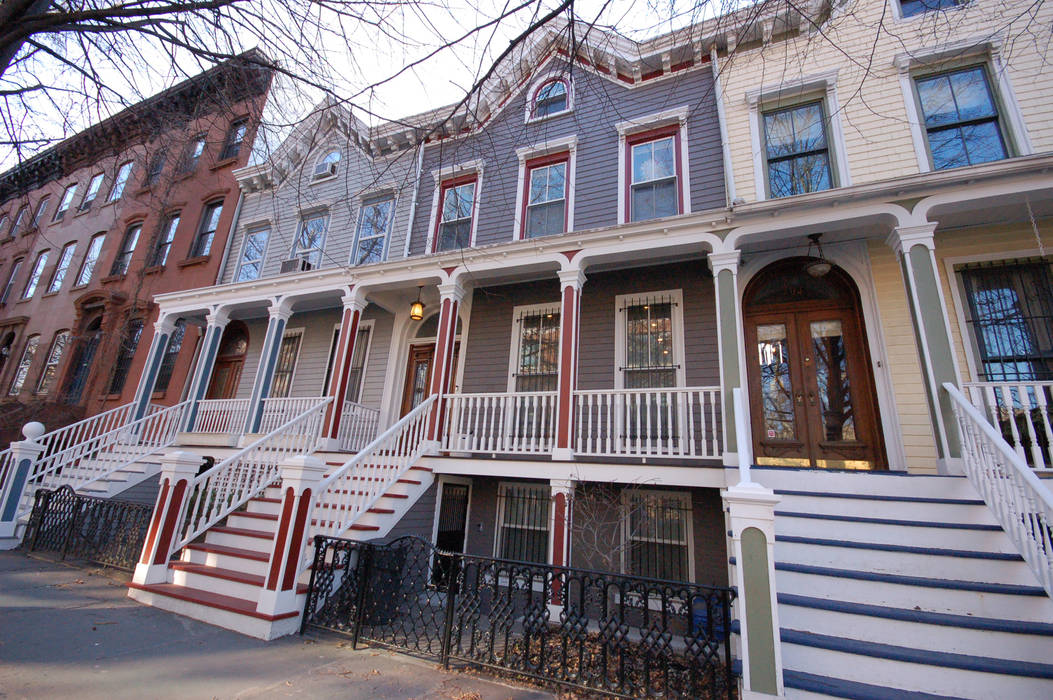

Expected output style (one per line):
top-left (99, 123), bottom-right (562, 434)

top-left (302, 535), bottom-right (736, 699)
top-left (21, 485), bottom-right (152, 571)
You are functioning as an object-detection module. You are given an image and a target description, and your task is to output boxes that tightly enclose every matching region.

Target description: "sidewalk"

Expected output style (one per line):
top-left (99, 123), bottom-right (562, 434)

top-left (0, 551), bottom-right (554, 700)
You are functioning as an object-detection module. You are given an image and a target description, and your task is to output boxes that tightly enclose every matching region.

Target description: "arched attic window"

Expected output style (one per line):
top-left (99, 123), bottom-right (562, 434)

top-left (313, 149), bottom-right (341, 180)
top-left (531, 78), bottom-right (569, 119)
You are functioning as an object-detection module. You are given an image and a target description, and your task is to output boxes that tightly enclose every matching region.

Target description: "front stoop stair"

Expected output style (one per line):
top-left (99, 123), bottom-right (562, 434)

top-left (127, 457), bottom-right (434, 640)
top-left (738, 467), bottom-right (1053, 699)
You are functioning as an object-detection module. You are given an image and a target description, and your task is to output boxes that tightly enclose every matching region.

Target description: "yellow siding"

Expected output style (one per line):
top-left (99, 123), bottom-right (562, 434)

top-left (720, 0), bottom-right (1053, 202)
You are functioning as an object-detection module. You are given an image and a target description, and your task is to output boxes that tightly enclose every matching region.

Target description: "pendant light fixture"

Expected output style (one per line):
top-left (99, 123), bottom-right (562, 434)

top-left (805, 233), bottom-right (832, 278)
top-left (409, 286), bottom-right (425, 321)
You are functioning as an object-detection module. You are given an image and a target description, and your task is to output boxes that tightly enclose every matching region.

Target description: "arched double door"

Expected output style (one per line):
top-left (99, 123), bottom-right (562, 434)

top-left (206, 321), bottom-right (248, 400)
top-left (744, 258), bottom-right (886, 469)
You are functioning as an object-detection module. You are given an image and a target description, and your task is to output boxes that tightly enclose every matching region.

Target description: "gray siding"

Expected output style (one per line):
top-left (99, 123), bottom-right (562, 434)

top-left (408, 59), bottom-right (725, 255)
top-left (112, 474), bottom-right (161, 506)
top-left (380, 482), bottom-right (438, 543)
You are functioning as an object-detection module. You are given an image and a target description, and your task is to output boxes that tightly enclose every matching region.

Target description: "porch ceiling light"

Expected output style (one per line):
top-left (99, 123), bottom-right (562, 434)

top-left (410, 286), bottom-right (425, 321)
top-left (805, 233), bottom-right (832, 278)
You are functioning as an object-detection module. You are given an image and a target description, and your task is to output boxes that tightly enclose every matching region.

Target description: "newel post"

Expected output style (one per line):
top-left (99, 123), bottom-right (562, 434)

top-left (133, 450), bottom-right (200, 585)
top-left (0, 422), bottom-right (46, 545)
top-left (256, 455), bottom-right (327, 618)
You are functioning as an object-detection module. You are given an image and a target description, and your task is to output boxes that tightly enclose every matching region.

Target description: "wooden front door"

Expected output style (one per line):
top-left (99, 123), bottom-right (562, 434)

top-left (400, 342), bottom-right (459, 417)
top-left (744, 259), bottom-right (885, 469)
top-left (206, 358), bottom-right (242, 399)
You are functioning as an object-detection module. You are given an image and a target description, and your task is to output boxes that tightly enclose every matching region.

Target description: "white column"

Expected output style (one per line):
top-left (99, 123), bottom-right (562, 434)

top-left (244, 299), bottom-right (293, 434)
top-left (0, 422), bottom-right (45, 545)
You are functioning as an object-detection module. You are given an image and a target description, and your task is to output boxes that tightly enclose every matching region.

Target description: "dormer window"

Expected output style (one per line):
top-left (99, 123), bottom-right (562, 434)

top-left (531, 79), bottom-right (569, 119)
top-left (313, 150), bottom-right (340, 179)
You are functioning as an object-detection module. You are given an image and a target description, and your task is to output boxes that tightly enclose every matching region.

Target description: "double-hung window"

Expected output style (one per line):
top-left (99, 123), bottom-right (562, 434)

top-left (220, 119), bottom-right (248, 160)
top-left (1, 258), bottom-right (23, 304)
top-left (531, 79), bottom-right (569, 119)
top-left (523, 155), bottom-right (567, 238)
top-left (495, 483), bottom-right (551, 564)
top-left (512, 306), bottom-right (560, 393)
top-left (32, 196), bottom-right (50, 228)
top-left (236, 227), bottom-right (269, 282)
top-left (322, 324), bottom-right (372, 403)
top-left (37, 330), bottom-right (70, 395)
top-left (293, 213), bottom-right (327, 267)
top-left (47, 242), bottom-right (76, 293)
top-left (628, 128), bottom-right (681, 221)
top-left (269, 330), bottom-right (303, 398)
top-left (12, 206), bottom-right (28, 235)
top-left (154, 320), bottom-right (186, 393)
top-left (79, 173), bottom-right (104, 211)
top-left (435, 176), bottom-right (476, 252)
top-left (623, 490), bottom-right (692, 581)
top-left (9, 335), bottom-right (39, 395)
top-left (180, 135), bottom-right (206, 173)
top-left (621, 293), bottom-right (680, 389)
top-left (111, 223), bottom-right (141, 276)
top-left (899, 0), bottom-right (962, 18)
top-left (150, 213), bottom-right (180, 267)
top-left (353, 196), bottom-right (393, 265)
top-left (76, 234), bottom-right (105, 286)
top-left (191, 201), bottom-right (223, 257)
top-left (914, 66), bottom-right (1008, 170)
top-left (109, 320), bottom-right (144, 394)
top-left (0, 214), bottom-right (8, 238)
top-left (22, 250), bottom-right (48, 299)
top-left (108, 162), bottom-right (133, 203)
top-left (54, 184), bottom-right (77, 221)
top-left (145, 150), bottom-right (166, 186)
top-left (763, 101), bottom-right (832, 198)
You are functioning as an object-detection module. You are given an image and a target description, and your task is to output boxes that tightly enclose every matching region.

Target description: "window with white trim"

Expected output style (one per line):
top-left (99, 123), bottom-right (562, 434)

top-left (293, 212), bottom-right (327, 267)
top-left (899, 0), bottom-right (963, 18)
top-left (495, 483), bottom-right (551, 564)
top-left (523, 156), bottom-right (567, 238)
top-left (531, 78), bottom-right (569, 119)
top-left (914, 65), bottom-right (1009, 170)
top-left (353, 195), bottom-right (393, 265)
top-left (628, 127), bottom-right (681, 221)
top-left (110, 224), bottom-right (141, 276)
top-left (154, 320), bottom-right (186, 393)
top-left (762, 101), bottom-right (833, 198)
top-left (623, 490), bottom-right (693, 581)
top-left (32, 196), bottom-right (50, 228)
top-left (79, 173), bottom-right (104, 211)
top-left (313, 150), bottom-right (340, 179)
top-left (236, 227), bottom-right (269, 282)
top-left (54, 184), bottom-right (77, 221)
top-left (435, 176), bottom-right (476, 252)
top-left (37, 330), bottom-right (70, 394)
top-left (107, 162), bottom-right (133, 202)
top-left (1, 258), bottom-right (23, 304)
top-left (511, 305), bottom-right (560, 393)
top-left (76, 234), bottom-right (105, 286)
top-left (619, 292), bottom-right (682, 389)
top-left (269, 329), bottom-right (303, 398)
top-left (47, 242), bottom-right (76, 293)
top-left (22, 250), bottom-right (49, 299)
top-left (9, 334), bottom-right (39, 395)
top-left (345, 326), bottom-right (372, 402)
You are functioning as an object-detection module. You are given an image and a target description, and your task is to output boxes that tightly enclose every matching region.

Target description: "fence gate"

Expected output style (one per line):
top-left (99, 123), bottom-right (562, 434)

top-left (303, 535), bottom-right (736, 699)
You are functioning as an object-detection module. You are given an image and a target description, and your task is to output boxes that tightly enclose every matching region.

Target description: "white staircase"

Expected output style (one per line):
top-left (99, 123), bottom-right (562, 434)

top-left (741, 467), bottom-right (1053, 699)
top-left (47, 447), bottom-right (165, 500)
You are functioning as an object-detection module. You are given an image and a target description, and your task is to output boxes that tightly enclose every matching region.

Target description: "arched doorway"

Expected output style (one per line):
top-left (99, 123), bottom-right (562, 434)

top-left (206, 321), bottom-right (248, 400)
top-left (743, 257), bottom-right (886, 469)
top-left (62, 316), bottom-right (103, 404)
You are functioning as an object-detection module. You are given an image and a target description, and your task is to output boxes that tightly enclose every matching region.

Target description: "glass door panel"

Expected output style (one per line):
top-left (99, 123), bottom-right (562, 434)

top-left (810, 319), bottom-right (856, 442)
top-left (757, 323), bottom-right (797, 441)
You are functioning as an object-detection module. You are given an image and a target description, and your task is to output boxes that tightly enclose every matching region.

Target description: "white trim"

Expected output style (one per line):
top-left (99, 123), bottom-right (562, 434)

top-left (513, 140), bottom-right (578, 240)
top-left (613, 288), bottom-right (687, 390)
top-left (323, 318), bottom-right (376, 400)
top-left (234, 224), bottom-right (271, 283)
top-left (290, 210), bottom-right (329, 267)
top-left (425, 167), bottom-right (484, 254)
top-left (493, 481), bottom-right (551, 563)
top-left (524, 72), bottom-right (574, 124)
top-left (430, 475), bottom-right (473, 554)
top-left (271, 327), bottom-right (304, 398)
top-left (350, 191), bottom-right (399, 266)
top-left (619, 488), bottom-right (695, 580)
top-left (616, 107), bottom-right (691, 224)
top-left (506, 302), bottom-right (563, 393)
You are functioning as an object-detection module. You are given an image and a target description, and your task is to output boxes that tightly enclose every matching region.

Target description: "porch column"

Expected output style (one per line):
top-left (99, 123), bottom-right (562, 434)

top-left (553, 269), bottom-right (585, 461)
top-left (132, 450), bottom-right (200, 585)
top-left (130, 314), bottom-right (177, 422)
top-left (0, 422), bottom-right (45, 546)
top-left (709, 250), bottom-right (746, 466)
top-left (320, 291), bottom-right (367, 451)
top-left (181, 308), bottom-right (230, 432)
top-left (244, 299), bottom-right (293, 435)
top-left (548, 479), bottom-right (574, 606)
top-left (424, 280), bottom-right (467, 449)
top-left (887, 224), bottom-right (962, 471)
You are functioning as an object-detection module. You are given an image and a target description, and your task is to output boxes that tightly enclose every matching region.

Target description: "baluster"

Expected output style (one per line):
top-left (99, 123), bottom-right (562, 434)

top-left (997, 385), bottom-right (1026, 461)
top-left (1033, 386), bottom-right (1053, 470)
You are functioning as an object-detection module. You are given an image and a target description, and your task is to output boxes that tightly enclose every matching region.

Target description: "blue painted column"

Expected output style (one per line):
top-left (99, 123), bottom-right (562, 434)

top-left (181, 309), bottom-right (230, 432)
top-left (0, 422), bottom-right (46, 544)
top-left (130, 314), bottom-right (177, 422)
top-left (243, 300), bottom-right (292, 434)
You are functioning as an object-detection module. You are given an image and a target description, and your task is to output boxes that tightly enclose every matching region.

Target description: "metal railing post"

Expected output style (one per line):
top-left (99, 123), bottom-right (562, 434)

top-left (350, 542), bottom-right (373, 650)
top-left (440, 553), bottom-right (461, 668)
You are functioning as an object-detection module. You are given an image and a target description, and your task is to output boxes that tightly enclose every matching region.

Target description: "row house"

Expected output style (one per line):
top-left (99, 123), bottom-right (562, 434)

top-left (0, 53), bottom-right (272, 442)
top-left (3, 1), bottom-right (1052, 697)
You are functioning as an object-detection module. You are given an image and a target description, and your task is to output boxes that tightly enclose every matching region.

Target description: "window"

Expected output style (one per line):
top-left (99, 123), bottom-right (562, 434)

top-left (531, 79), bottom-right (569, 119)
top-left (220, 119), bottom-right (248, 160)
top-left (150, 213), bottom-right (180, 267)
top-left (109, 320), bottom-right (144, 394)
top-left (0, 213), bottom-right (8, 238)
top-left (110, 223), bottom-right (142, 276)
top-left (292, 212), bottom-right (327, 267)
top-left (915, 66), bottom-right (1007, 170)
top-left (108, 162), bottom-right (133, 202)
top-left (900, 0), bottom-right (961, 18)
top-left (628, 128), bottom-right (681, 221)
top-left (960, 260), bottom-right (1053, 382)
top-left (79, 173), bottom-right (104, 211)
top-left (36, 330), bottom-right (70, 395)
top-left (353, 196), bottom-right (393, 265)
top-left (12, 206), bottom-right (28, 235)
top-left (154, 320), bottom-right (186, 393)
top-left (180, 135), bottom-right (206, 173)
top-left (32, 196), bottom-right (50, 228)
top-left (145, 150), bottom-right (166, 186)
top-left (47, 242), bottom-right (76, 293)
top-left (76, 234), bottom-right (105, 286)
top-left (1, 258), bottom-right (22, 304)
top-left (54, 184), bottom-right (77, 221)
top-left (522, 155), bottom-right (567, 238)
top-left (322, 324), bottom-right (372, 402)
top-left (269, 330), bottom-right (303, 398)
top-left (9, 335), bottom-right (39, 395)
top-left (191, 201), bottom-right (223, 257)
top-left (236, 227), bottom-right (269, 282)
top-left (623, 491), bottom-right (692, 581)
top-left (495, 483), bottom-right (550, 563)
top-left (313, 150), bottom-right (340, 178)
top-left (763, 102), bottom-right (832, 198)
top-left (511, 305), bottom-right (560, 392)
top-left (620, 293), bottom-right (680, 389)
top-left (435, 177), bottom-right (476, 252)
top-left (21, 250), bottom-right (48, 299)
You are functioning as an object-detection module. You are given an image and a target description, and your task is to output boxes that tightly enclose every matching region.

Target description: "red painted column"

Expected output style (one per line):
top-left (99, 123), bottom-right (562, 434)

top-left (321, 292), bottom-right (367, 449)
top-left (553, 268), bottom-right (585, 461)
top-left (549, 479), bottom-right (574, 604)
top-left (132, 451), bottom-right (201, 586)
top-left (425, 280), bottom-right (467, 445)
top-left (257, 455), bottom-right (327, 619)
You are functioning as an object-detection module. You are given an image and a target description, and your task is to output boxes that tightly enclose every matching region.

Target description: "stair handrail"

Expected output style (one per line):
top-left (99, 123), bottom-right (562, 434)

top-left (943, 382), bottom-right (1053, 596)
top-left (170, 396), bottom-right (332, 554)
top-left (311, 395), bottom-right (435, 543)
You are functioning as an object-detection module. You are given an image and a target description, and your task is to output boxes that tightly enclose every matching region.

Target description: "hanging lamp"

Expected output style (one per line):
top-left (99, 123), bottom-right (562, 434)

top-left (409, 286), bottom-right (425, 321)
top-left (805, 233), bottom-right (832, 278)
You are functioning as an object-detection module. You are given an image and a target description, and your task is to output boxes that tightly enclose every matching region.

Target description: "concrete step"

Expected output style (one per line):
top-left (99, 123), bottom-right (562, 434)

top-left (204, 525), bottom-right (275, 553)
top-left (182, 542), bottom-right (270, 578)
top-left (752, 468), bottom-right (975, 499)
top-left (773, 490), bottom-right (998, 525)
top-left (127, 582), bottom-right (302, 640)
top-left (169, 562), bottom-right (308, 600)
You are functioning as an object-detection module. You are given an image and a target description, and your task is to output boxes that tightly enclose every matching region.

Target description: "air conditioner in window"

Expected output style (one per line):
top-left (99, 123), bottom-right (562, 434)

top-left (313, 162), bottom-right (337, 180)
top-left (280, 258), bottom-right (312, 274)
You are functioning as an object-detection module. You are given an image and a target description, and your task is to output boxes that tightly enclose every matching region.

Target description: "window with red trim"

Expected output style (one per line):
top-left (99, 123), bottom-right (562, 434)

top-left (531, 79), bottom-right (568, 119)
top-left (435, 175), bottom-right (476, 252)
top-left (626, 126), bottom-right (682, 222)
top-left (521, 152), bottom-right (568, 239)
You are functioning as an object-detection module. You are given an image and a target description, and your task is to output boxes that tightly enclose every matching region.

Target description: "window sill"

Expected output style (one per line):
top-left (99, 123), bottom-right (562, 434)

top-left (525, 108), bottom-right (573, 125)
top-left (178, 255), bottom-right (210, 268)
top-left (71, 283), bottom-right (89, 292)
top-left (210, 157), bottom-right (239, 171)
top-left (309, 173), bottom-right (338, 185)
top-left (100, 199), bottom-right (118, 209)
top-left (101, 274), bottom-right (125, 284)
top-left (41, 291), bottom-right (60, 298)
top-left (73, 206), bottom-right (93, 218)
top-left (143, 265), bottom-right (164, 275)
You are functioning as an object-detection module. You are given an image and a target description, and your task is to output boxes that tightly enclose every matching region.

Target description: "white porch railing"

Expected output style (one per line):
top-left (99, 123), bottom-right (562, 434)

top-left (945, 382), bottom-right (1053, 596)
top-left (338, 400), bottom-right (381, 452)
top-left (962, 381), bottom-right (1053, 470)
top-left (443, 391), bottom-right (558, 454)
top-left (259, 397), bottom-right (329, 434)
top-left (311, 395), bottom-right (434, 544)
top-left (573, 386), bottom-right (722, 459)
top-left (191, 399), bottom-right (250, 434)
top-left (171, 397), bottom-right (331, 553)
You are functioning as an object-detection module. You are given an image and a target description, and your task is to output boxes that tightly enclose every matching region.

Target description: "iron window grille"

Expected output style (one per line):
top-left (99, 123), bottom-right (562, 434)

top-left (109, 320), bottom-right (144, 394)
top-left (36, 330), bottom-right (70, 395)
top-left (353, 196), bottom-right (393, 265)
top-left (47, 242), bottom-right (77, 293)
top-left (54, 184), bottom-right (77, 221)
top-left (763, 100), bottom-right (832, 198)
top-left (269, 330), bottom-right (303, 399)
top-left (436, 178), bottom-right (476, 252)
top-left (2, 258), bottom-right (23, 304)
top-left (236, 227), bottom-right (269, 282)
top-left (915, 66), bottom-right (1008, 170)
top-left (495, 483), bottom-right (551, 564)
top-left (76, 234), bottom-right (105, 286)
top-left (220, 119), bottom-right (248, 160)
top-left (9, 334), bottom-right (40, 395)
top-left (150, 213), bottom-right (181, 267)
top-left (107, 162), bottom-right (133, 203)
top-left (110, 224), bottom-right (141, 276)
top-left (620, 293), bottom-right (681, 442)
top-left (22, 250), bottom-right (49, 299)
top-left (623, 490), bottom-right (693, 582)
top-left (78, 173), bottom-right (104, 211)
top-left (191, 201), bottom-right (223, 258)
top-left (293, 213), bottom-right (327, 267)
top-left (154, 320), bottom-right (186, 393)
